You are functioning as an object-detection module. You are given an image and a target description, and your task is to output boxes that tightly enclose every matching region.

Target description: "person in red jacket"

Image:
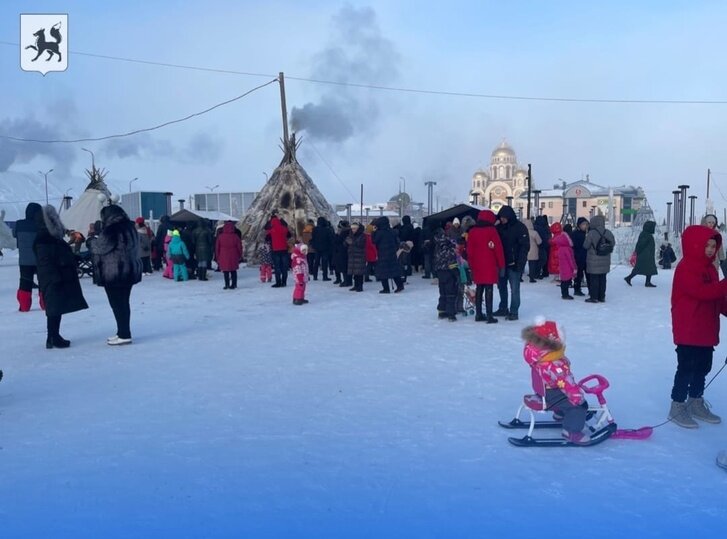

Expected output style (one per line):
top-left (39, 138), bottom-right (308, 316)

top-left (547, 222), bottom-right (561, 280)
top-left (466, 210), bottom-right (505, 322)
top-left (266, 212), bottom-right (291, 288)
top-left (668, 225), bottom-right (727, 428)
top-left (215, 221), bottom-right (243, 290)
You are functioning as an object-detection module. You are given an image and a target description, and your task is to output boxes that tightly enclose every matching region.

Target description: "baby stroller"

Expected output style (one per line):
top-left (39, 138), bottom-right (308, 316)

top-left (76, 252), bottom-right (94, 279)
top-left (498, 372), bottom-right (651, 447)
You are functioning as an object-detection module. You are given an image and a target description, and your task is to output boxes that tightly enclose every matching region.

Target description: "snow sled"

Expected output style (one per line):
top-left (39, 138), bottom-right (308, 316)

top-left (499, 374), bottom-right (652, 447)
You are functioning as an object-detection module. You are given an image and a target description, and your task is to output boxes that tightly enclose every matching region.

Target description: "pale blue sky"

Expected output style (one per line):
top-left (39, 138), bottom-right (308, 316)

top-left (2, 0), bottom-right (727, 216)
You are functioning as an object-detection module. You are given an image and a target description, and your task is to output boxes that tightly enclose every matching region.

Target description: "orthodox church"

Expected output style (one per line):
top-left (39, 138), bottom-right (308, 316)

top-left (469, 140), bottom-right (529, 212)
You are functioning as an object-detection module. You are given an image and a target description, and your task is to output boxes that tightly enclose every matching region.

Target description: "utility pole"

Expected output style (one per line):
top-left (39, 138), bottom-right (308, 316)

top-left (278, 72), bottom-right (289, 144)
top-left (38, 168), bottom-right (54, 205)
top-left (526, 163), bottom-right (532, 219)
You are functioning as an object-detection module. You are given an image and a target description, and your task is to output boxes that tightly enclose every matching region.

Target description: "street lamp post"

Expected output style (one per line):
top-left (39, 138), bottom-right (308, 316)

top-left (38, 168), bottom-right (54, 205)
top-left (81, 147), bottom-right (96, 169)
top-left (129, 177), bottom-right (139, 193)
top-left (399, 176), bottom-right (407, 215)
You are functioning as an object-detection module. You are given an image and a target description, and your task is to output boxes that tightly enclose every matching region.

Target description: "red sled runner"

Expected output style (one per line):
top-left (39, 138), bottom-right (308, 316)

top-left (499, 374), bottom-right (653, 447)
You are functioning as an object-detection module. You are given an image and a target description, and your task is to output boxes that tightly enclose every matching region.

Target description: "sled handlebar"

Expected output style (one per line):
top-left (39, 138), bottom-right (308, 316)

top-left (578, 374), bottom-right (609, 405)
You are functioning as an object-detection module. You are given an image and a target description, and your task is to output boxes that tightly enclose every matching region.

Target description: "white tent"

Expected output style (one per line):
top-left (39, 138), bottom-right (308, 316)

top-left (169, 209), bottom-right (236, 222)
top-left (0, 210), bottom-right (16, 250)
top-left (59, 164), bottom-right (112, 236)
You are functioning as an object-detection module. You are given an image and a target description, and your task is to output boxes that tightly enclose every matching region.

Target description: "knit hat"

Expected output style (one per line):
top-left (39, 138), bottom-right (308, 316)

top-left (477, 210), bottom-right (496, 224)
top-left (172, 230), bottom-right (180, 237)
top-left (521, 317), bottom-right (565, 351)
top-left (299, 243), bottom-right (308, 254)
top-left (453, 217), bottom-right (461, 226)
top-left (135, 217), bottom-right (145, 225)
top-left (338, 220), bottom-right (350, 229)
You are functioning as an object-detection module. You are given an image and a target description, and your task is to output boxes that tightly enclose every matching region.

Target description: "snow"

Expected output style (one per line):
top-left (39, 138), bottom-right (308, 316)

top-left (1, 253), bottom-right (727, 538)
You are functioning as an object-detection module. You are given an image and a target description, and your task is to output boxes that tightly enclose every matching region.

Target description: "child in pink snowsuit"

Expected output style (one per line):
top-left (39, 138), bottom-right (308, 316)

top-left (162, 230), bottom-right (174, 279)
top-left (522, 318), bottom-right (589, 444)
top-left (292, 243), bottom-right (309, 305)
top-left (257, 239), bottom-right (273, 283)
top-left (552, 226), bottom-right (577, 300)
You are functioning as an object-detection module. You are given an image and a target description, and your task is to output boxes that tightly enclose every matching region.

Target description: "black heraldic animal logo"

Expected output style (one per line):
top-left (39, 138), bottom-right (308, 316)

top-left (25, 22), bottom-right (63, 62)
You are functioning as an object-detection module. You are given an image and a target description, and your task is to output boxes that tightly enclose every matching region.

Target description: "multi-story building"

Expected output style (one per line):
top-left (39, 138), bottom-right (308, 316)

top-left (193, 192), bottom-right (258, 220)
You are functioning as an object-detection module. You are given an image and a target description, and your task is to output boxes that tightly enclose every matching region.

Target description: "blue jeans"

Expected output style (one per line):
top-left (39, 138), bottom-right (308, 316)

top-left (497, 268), bottom-right (522, 315)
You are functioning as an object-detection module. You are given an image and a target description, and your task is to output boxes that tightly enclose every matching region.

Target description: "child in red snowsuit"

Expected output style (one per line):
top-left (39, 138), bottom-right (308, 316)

top-left (668, 225), bottom-right (727, 427)
top-left (522, 318), bottom-right (589, 444)
top-left (291, 243), bottom-right (309, 305)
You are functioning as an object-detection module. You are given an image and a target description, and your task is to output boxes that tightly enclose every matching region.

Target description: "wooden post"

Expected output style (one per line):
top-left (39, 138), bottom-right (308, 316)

top-left (279, 72), bottom-right (289, 144)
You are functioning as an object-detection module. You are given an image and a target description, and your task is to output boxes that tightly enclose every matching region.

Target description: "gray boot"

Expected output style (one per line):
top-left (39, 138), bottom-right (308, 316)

top-left (668, 401), bottom-right (699, 429)
top-left (687, 397), bottom-right (722, 424)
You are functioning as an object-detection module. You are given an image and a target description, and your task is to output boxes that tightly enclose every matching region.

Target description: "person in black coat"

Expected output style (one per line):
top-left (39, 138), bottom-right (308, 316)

top-left (13, 202), bottom-right (43, 311)
top-left (569, 217), bottom-right (589, 296)
top-left (33, 205), bottom-right (89, 349)
top-left (372, 217), bottom-right (404, 293)
top-left (332, 221), bottom-right (351, 286)
top-left (411, 222), bottom-right (423, 272)
top-left (495, 206), bottom-right (529, 320)
top-left (91, 205), bottom-right (142, 345)
top-left (421, 220), bottom-right (437, 279)
top-left (398, 215), bottom-right (415, 278)
top-left (533, 215), bottom-right (551, 278)
top-left (153, 215), bottom-right (170, 271)
top-left (311, 216), bottom-right (334, 281)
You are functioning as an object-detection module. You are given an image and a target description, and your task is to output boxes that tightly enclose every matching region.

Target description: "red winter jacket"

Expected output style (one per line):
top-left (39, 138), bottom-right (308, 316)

top-left (215, 222), bottom-right (243, 271)
top-left (267, 217), bottom-right (290, 252)
top-left (466, 210), bottom-right (505, 285)
top-left (365, 233), bottom-right (378, 262)
top-left (548, 222), bottom-right (561, 276)
top-left (672, 225), bottom-right (727, 347)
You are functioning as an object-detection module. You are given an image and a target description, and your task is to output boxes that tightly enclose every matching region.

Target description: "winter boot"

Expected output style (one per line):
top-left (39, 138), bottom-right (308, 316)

top-left (17, 289), bottom-right (32, 312)
top-left (562, 428), bottom-right (590, 445)
top-left (223, 272), bottom-right (230, 290)
top-left (668, 401), bottom-right (699, 428)
top-left (484, 287), bottom-right (498, 323)
top-left (560, 282), bottom-right (574, 300)
top-left (474, 285), bottom-right (485, 321)
top-left (687, 397), bottom-right (722, 424)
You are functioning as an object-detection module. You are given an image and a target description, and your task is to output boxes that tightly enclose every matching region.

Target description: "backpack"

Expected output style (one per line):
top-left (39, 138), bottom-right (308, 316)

top-left (594, 230), bottom-right (613, 256)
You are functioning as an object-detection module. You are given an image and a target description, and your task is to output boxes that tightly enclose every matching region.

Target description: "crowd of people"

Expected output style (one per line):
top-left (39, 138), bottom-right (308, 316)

top-left (8, 200), bottom-right (727, 461)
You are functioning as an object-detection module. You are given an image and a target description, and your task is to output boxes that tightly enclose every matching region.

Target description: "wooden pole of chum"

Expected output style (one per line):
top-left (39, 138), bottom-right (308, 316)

top-left (279, 72), bottom-right (290, 144)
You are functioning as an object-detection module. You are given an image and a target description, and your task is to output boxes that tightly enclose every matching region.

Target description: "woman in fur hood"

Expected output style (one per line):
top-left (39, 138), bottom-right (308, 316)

top-left (91, 204), bottom-right (142, 345)
top-left (33, 205), bottom-right (88, 349)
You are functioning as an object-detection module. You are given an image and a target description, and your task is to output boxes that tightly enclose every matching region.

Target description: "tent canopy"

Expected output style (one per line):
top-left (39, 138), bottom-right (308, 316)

top-left (169, 209), bottom-right (236, 222)
top-left (422, 204), bottom-right (488, 228)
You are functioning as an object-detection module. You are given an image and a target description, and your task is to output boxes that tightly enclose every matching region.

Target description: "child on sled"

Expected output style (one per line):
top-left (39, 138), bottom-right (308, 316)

top-left (522, 318), bottom-right (590, 444)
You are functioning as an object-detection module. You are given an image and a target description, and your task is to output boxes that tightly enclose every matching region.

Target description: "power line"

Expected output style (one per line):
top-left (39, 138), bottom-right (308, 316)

top-left (3, 40), bottom-right (727, 105)
top-left (305, 140), bottom-right (357, 200)
top-left (0, 78), bottom-right (278, 143)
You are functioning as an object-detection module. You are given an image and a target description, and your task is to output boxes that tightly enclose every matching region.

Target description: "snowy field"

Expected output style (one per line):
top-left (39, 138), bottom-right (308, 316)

top-left (1, 252), bottom-right (726, 539)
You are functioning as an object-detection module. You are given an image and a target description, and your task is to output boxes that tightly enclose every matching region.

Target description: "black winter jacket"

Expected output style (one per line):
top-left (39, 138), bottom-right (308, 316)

top-left (91, 205), bottom-right (142, 287)
top-left (496, 206), bottom-right (529, 273)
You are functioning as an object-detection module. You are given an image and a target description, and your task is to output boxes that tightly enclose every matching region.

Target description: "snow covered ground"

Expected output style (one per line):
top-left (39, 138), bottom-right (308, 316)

top-left (1, 252), bottom-right (726, 538)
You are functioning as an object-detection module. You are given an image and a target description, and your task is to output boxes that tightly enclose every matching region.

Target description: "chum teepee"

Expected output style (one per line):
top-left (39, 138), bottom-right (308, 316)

top-left (238, 133), bottom-right (338, 263)
top-left (59, 162), bottom-right (112, 236)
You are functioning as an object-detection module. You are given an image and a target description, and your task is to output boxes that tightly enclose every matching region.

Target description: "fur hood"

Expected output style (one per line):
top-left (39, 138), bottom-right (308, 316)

top-left (36, 205), bottom-right (66, 240)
